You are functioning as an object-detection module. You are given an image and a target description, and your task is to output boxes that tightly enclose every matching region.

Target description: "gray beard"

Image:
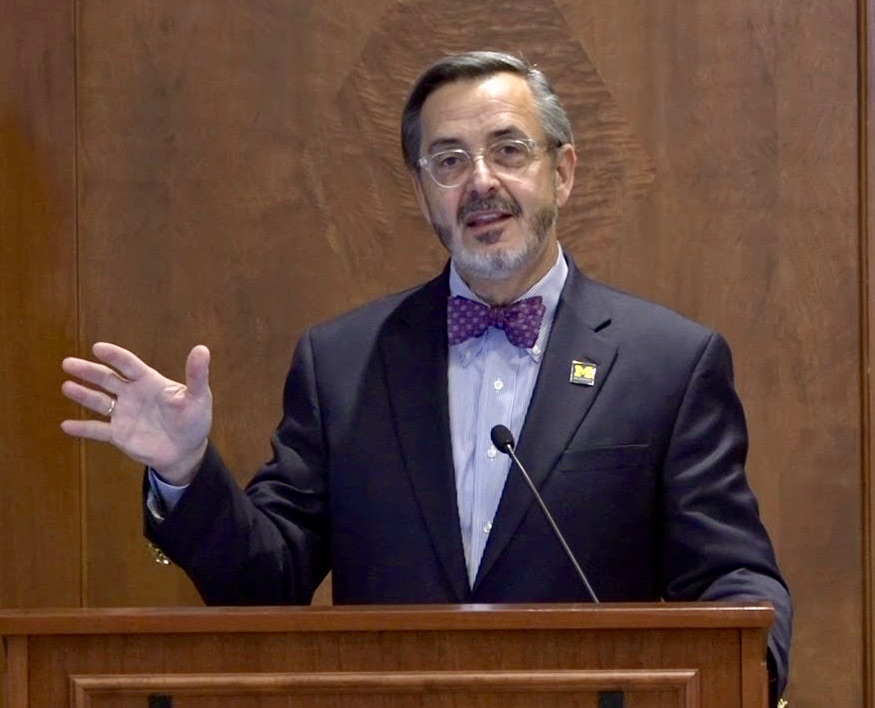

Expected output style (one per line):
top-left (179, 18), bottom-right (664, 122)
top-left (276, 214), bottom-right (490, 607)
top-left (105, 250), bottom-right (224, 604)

top-left (433, 201), bottom-right (558, 281)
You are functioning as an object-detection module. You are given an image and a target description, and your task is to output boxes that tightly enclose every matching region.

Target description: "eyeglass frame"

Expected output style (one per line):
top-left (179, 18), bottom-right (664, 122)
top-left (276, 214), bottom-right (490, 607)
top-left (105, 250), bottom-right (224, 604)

top-left (415, 137), bottom-right (557, 189)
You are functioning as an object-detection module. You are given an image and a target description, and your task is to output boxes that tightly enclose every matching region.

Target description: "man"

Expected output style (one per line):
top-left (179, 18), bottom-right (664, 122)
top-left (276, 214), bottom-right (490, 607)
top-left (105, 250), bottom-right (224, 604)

top-left (61, 51), bottom-right (792, 701)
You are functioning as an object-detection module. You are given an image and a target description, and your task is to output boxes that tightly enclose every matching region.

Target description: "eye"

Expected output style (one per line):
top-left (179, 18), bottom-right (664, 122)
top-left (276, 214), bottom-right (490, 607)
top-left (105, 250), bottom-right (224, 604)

top-left (433, 151), bottom-right (467, 170)
top-left (491, 140), bottom-right (530, 165)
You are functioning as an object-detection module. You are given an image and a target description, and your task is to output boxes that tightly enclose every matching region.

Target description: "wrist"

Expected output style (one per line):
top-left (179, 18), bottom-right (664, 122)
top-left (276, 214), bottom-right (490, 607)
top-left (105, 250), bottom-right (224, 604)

top-left (154, 440), bottom-right (208, 486)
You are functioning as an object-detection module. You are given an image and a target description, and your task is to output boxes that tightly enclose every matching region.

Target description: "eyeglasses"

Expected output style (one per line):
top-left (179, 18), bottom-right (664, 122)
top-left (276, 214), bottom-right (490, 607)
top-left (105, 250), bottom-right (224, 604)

top-left (417, 138), bottom-right (547, 189)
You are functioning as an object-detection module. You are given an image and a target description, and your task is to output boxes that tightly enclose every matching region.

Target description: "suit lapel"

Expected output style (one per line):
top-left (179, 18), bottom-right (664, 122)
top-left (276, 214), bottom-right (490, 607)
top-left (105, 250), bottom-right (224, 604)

top-left (379, 269), bottom-right (470, 602)
top-left (473, 261), bottom-right (618, 591)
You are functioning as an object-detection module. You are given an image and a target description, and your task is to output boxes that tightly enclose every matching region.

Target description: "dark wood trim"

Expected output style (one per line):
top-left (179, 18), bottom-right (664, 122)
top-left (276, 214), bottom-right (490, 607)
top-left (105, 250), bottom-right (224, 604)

top-left (863, 0), bottom-right (874, 705)
top-left (68, 669), bottom-right (700, 701)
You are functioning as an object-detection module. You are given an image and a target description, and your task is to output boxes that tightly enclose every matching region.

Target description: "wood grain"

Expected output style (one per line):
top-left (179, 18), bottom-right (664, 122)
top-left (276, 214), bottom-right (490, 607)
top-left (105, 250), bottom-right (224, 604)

top-left (0, 0), bottom-right (81, 608)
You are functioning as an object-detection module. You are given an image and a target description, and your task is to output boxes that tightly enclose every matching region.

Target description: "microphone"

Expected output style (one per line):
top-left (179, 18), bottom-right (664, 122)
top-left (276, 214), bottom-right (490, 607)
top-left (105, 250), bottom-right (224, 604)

top-left (490, 424), bottom-right (600, 603)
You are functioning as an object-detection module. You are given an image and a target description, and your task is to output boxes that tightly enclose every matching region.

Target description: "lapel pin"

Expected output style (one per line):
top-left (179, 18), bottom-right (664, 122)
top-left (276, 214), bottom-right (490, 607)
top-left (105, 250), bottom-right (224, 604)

top-left (570, 360), bottom-right (597, 386)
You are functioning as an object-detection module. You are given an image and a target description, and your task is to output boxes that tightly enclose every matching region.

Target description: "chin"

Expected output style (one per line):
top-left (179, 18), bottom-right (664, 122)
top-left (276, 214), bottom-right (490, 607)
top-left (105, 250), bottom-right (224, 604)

top-left (453, 240), bottom-right (539, 281)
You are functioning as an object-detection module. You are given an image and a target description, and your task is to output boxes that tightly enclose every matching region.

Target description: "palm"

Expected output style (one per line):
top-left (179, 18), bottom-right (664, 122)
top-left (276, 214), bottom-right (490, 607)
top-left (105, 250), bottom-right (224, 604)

top-left (110, 368), bottom-right (212, 470)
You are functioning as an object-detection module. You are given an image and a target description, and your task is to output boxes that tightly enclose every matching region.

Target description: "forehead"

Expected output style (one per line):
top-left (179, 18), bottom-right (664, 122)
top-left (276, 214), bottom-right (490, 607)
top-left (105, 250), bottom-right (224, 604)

top-left (418, 72), bottom-right (542, 149)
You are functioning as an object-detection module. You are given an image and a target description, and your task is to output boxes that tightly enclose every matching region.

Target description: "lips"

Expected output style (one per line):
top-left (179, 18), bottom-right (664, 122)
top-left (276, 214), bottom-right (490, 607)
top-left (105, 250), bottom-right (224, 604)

top-left (464, 211), bottom-right (512, 228)
top-left (458, 196), bottom-right (522, 234)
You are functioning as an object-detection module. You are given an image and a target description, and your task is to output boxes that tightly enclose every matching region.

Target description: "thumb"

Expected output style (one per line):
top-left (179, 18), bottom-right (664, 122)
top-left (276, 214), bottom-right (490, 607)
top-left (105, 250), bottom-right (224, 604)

top-left (185, 345), bottom-right (211, 398)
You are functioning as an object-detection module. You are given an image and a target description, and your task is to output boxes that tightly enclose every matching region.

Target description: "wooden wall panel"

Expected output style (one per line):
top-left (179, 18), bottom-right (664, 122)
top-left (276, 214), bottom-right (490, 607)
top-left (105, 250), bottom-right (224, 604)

top-left (0, 1), bottom-right (865, 707)
top-left (0, 0), bottom-right (81, 607)
top-left (770, 4), bottom-right (862, 706)
top-left (74, 0), bottom-right (371, 606)
top-left (558, 3), bottom-right (862, 706)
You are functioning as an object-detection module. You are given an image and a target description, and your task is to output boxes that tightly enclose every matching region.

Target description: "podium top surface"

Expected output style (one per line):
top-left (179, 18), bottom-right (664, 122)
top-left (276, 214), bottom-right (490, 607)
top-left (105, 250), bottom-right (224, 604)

top-left (0, 602), bottom-right (774, 636)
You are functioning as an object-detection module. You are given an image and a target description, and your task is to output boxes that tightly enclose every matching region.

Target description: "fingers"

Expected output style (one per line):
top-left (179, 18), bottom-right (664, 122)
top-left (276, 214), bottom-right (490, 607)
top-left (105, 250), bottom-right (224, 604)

top-left (185, 345), bottom-right (211, 398)
top-left (62, 340), bottom-right (210, 419)
top-left (60, 370), bottom-right (115, 439)
top-left (61, 356), bottom-right (127, 395)
top-left (62, 342), bottom-right (166, 393)
top-left (61, 380), bottom-right (116, 416)
top-left (91, 342), bottom-right (151, 381)
top-left (60, 418), bottom-right (112, 442)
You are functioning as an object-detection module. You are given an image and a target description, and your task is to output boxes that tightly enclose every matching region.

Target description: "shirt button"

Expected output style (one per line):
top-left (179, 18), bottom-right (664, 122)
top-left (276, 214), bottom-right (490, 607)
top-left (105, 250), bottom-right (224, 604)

top-left (483, 521), bottom-right (493, 533)
top-left (487, 446), bottom-right (497, 459)
top-left (493, 379), bottom-right (504, 391)
top-left (532, 344), bottom-right (541, 355)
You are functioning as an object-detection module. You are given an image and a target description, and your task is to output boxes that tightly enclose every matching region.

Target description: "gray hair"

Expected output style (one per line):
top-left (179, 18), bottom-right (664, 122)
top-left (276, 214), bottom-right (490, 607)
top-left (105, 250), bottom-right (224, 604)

top-left (401, 51), bottom-right (574, 172)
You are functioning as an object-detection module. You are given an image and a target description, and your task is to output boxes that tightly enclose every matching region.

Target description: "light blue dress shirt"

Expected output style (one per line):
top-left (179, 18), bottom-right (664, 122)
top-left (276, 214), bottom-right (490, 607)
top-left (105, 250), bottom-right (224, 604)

top-left (447, 248), bottom-right (567, 584)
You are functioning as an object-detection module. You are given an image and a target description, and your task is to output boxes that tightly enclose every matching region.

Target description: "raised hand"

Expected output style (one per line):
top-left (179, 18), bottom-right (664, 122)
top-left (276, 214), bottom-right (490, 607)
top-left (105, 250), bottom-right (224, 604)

top-left (61, 342), bottom-right (213, 485)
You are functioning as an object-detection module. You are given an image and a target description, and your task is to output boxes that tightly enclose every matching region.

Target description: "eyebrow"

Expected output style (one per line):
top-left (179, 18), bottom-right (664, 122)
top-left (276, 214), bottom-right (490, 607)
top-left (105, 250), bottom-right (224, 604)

top-left (424, 127), bottom-right (530, 154)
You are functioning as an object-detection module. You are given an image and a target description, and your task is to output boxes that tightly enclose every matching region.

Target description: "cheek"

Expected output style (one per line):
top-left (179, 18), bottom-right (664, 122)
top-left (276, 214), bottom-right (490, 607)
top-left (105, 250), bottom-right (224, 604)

top-left (506, 185), bottom-right (540, 211)
top-left (426, 191), bottom-right (460, 223)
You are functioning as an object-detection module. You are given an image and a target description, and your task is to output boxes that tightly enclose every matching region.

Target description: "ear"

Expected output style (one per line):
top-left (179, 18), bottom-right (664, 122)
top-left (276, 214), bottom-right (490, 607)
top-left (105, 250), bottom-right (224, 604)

top-left (553, 143), bottom-right (576, 207)
top-left (410, 171), bottom-right (433, 224)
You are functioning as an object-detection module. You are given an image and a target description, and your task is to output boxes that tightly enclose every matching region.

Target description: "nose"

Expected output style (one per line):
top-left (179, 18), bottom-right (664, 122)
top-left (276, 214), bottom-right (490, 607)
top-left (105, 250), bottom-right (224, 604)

top-left (466, 154), bottom-right (500, 193)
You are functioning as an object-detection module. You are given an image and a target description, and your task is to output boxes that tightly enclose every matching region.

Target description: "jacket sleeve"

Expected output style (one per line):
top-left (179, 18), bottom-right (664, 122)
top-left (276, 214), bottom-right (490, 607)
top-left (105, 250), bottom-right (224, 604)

top-left (144, 328), bottom-right (331, 605)
top-left (661, 331), bottom-right (792, 700)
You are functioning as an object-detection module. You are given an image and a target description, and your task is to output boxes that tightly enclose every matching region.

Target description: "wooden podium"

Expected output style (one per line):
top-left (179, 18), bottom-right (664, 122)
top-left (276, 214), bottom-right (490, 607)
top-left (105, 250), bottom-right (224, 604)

top-left (0, 603), bottom-right (772, 707)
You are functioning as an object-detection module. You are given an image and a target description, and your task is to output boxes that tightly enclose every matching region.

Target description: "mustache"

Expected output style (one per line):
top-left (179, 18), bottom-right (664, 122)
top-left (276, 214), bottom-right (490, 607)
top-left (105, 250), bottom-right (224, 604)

top-left (457, 195), bottom-right (522, 224)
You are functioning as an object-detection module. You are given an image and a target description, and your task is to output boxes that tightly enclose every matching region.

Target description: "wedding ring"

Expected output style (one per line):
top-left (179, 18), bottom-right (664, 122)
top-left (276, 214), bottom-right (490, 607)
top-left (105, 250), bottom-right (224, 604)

top-left (105, 398), bottom-right (116, 417)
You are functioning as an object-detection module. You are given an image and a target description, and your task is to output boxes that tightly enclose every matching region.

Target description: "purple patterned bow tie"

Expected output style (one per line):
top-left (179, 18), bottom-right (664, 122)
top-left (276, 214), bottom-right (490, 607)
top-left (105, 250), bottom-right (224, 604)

top-left (447, 295), bottom-right (546, 349)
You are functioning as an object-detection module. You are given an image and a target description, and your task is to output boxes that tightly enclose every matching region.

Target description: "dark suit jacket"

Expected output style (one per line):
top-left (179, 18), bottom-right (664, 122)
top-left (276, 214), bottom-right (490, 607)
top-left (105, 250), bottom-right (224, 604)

top-left (147, 255), bottom-right (791, 695)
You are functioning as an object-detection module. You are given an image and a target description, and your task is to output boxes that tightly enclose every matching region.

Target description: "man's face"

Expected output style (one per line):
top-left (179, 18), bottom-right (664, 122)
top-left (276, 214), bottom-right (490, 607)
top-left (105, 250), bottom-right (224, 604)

top-left (412, 72), bottom-right (575, 287)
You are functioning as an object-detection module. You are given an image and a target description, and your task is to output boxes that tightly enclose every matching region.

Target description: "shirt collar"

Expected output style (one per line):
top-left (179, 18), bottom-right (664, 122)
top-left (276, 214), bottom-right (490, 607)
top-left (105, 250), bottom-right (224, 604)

top-left (448, 245), bottom-right (568, 362)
